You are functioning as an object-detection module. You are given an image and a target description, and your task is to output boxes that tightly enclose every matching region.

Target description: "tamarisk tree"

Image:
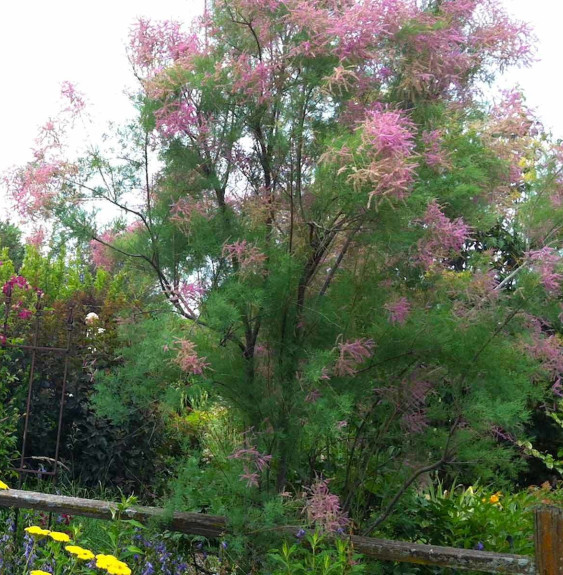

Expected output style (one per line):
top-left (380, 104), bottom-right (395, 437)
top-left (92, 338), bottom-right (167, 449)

top-left (7, 0), bottom-right (563, 528)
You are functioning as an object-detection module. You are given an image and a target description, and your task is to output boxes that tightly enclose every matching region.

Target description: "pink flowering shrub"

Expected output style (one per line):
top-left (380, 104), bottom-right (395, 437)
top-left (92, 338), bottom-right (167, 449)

top-left (395, 0), bottom-right (532, 98)
top-left (527, 247), bottom-right (563, 294)
top-left (222, 241), bottom-right (267, 273)
top-left (523, 317), bottom-right (563, 380)
top-left (422, 129), bottom-right (450, 170)
top-left (375, 375), bottom-right (433, 435)
top-left (303, 478), bottom-right (349, 533)
top-left (229, 445), bottom-right (272, 488)
top-left (173, 338), bottom-right (210, 375)
top-left (384, 297), bottom-right (411, 325)
top-left (3, 0), bottom-right (558, 542)
top-left (0, 275), bottom-right (44, 345)
top-left (26, 227), bottom-right (46, 248)
top-left (5, 161), bottom-right (66, 219)
top-left (350, 106), bottom-right (417, 205)
top-left (170, 197), bottom-right (213, 233)
top-left (60, 81), bottom-right (86, 117)
top-left (5, 81), bottom-right (84, 220)
top-left (334, 338), bottom-right (375, 376)
top-left (129, 18), bottom-right (197, 73)
top-left (418, 201), bottom-right (471, 268)
top-left (90, 231), bottom-right (117, 271)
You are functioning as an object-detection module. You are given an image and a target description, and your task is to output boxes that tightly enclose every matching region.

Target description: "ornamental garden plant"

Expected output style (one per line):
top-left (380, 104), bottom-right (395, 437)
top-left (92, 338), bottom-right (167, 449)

top-left (2, 0), bottom-right (563, 573)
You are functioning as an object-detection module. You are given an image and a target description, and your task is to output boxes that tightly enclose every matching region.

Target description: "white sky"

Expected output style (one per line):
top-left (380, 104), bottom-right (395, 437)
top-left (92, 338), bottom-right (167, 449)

top-left (0, 0), bottom-right (558, 219)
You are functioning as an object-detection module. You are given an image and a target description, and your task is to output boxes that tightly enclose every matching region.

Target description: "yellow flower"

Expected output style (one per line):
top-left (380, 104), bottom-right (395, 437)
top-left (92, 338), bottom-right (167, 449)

top-left (489, 494), bottom-right (500, 504)
top-left (518, 157), bottom-right (530, 169)
top-left (25, 526), bottom-right (51, 537)
top-left (95, 554), bottom-right (131, 575)
top-left (66, 545), bottom-right (96, 560)
top-left (96, 554), bottom-right (120, 570)
top-left (106, 561), bottom-right (131, 575)
top-left (0, 480), bottom-right (9, 490)
top-left (48, 531), bottom-right (71, 542)
top-left (77, 549), bottom-right (95, 560)
top-left (31, 571), bottom-right (52, 575)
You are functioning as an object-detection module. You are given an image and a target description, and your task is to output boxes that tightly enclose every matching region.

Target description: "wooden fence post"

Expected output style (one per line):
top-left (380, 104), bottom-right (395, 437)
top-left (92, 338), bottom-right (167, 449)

top-left (535, 505), bottom-right (563, 574)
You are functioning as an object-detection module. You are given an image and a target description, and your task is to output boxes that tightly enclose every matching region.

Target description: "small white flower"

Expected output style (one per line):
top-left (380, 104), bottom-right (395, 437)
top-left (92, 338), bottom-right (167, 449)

top-left (85, 312), bottom-right (99, 325)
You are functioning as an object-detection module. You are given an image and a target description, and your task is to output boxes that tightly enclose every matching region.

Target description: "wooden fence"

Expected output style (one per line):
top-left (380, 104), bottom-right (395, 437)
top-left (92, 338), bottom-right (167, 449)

top-left (1, 488), bottom-right (561, 574)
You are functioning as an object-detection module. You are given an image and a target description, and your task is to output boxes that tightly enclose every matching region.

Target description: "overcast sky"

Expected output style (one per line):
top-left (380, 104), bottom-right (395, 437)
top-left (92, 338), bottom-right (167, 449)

top-left (0, 0), bottom-right (558, 218)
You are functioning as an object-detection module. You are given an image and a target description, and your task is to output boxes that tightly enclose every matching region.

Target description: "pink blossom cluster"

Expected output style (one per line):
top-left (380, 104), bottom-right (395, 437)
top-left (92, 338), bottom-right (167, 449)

top-left (229, 445), bottom-right (272, 488)
top-left (26, 227), bottom-right (46, 248)
top-left (395, 0), bottom-right (532, 98)
top-left (527, 247), bottom-right (563, 294)
top-left (283, 0), bottom-right (412, 63)
top-left (222, 240), bottom-right (267, 272)
top-left (422, 130), bottom-right (450, 170)
top-left (168, 282), bottom-right (206, 317)
top-left (384, 297), bottom-right (411, 325)
top-left (5, 161), bottom-right (64, 219)
top-left (129, 18), bottom-right (198, 72)
top-left (418, 201), bottom-right (471, 268)
top-left (90, 230), bottom-right (117, 271)
top-left (170, 197), bottom-right (212, 232)
top-left (2, 276), bottom-right (41, 322)
top-left (285, 0), bottom-right (531, 99)
top-left (127, 0), bottom-right (533, 151)
top-left (363, 107), bottom-right (416, 158)
top-left (469, 1), bottom-right (533, 68)
top-left (231, 56), bottom-right (274, 105)
top-left (2, 275), bottom-right (30, 297)
top-left (125, 220), bottom-right (145, 234)
top-left (178, 281), bottom-right (206, 302)
top-left (375, 374), bottom-right (432, 434)
top-left (60, 81), bottom-right (86, 117)
top-left (334, 337), bottom-right (375, 376)
top-left (548, 145), bottom-right (563, 208)
top-left (351, 106), bottom-right (417, 204)
top-left (400, 377), bottom-right (432, 434)
top-left (303, 478), bottom-right (349, 533)
top-left (484, 90), bottom-right (539, 188)
top-left (173, 338), bottom-right (209, 375)
top-left (128, 18), bottom-right (208, 143)
top-left (5, 80), bottom-right (85, 221)
top-left (327, 0), bottom-right (411, 60)
top-left (154, 101), bottom-right (198, 139)
top-left (525, 328), bottom-right (563, 381)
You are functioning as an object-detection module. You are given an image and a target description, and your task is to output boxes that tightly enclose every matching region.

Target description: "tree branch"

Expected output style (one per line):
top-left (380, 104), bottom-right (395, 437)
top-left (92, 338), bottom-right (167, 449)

top-left (362, 416), bottom-right (460, 535)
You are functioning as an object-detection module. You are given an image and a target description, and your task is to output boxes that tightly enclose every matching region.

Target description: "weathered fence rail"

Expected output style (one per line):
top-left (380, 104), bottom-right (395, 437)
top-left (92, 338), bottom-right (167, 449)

top-left (1, 489), bottom-right (561, 574)
top-left (0, 488), bottom-right (226, 538)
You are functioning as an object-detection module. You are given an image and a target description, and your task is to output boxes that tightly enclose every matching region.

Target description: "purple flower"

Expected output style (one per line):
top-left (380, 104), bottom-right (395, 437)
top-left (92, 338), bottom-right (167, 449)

top-left (296, 528), bottom-right (307, 539)
top-left (23, 534), bottom-right (36, 563)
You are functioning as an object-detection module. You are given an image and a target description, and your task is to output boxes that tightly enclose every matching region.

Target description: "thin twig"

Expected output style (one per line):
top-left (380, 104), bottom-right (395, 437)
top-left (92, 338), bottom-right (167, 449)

top-left (362, 415), bottom-right (460, 535)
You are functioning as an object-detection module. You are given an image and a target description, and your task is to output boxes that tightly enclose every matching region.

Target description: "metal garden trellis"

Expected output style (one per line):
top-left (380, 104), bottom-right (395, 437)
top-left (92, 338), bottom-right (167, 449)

top-left (1, 289), bottom-right (75, 487)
